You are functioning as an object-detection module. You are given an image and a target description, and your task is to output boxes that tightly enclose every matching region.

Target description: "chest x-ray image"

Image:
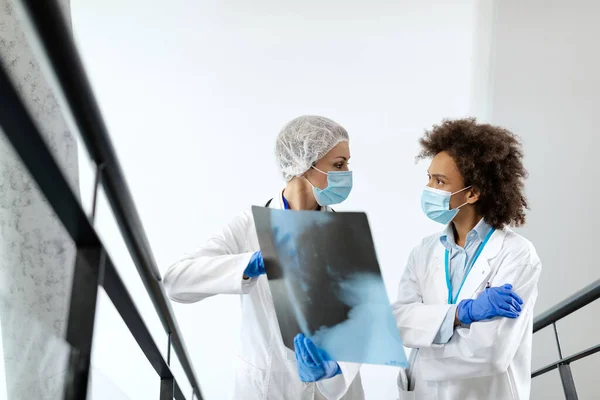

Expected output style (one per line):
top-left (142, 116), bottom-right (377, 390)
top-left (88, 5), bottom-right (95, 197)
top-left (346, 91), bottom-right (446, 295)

top-left (252, 206), bottom-right (407, 367)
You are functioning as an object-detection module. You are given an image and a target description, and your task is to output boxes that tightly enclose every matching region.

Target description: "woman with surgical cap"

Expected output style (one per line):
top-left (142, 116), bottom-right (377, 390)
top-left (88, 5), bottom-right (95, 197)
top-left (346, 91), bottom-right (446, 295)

top-left (164, 116), bottom-right (364, 400)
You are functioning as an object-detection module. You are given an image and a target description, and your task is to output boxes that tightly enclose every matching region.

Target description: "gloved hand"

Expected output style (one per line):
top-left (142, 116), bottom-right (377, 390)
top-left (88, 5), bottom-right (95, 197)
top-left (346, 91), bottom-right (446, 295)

top-left (294, 333), bottom-right (341, 382)
top-left (243, 251), bottom-right (265, 278)
top-left (457, 284), bottom-right (523, 325)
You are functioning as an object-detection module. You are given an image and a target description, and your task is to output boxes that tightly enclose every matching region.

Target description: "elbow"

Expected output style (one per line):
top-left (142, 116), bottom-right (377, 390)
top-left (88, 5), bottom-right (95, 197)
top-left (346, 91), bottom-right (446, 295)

top-left (488, 349), bottom-right (511, 375)
top-left (163, 276), bottom-right (177, 301)
top-left (490, 357), bottom-right (510, 375)
top-left (162, 265), bottom-right (182, 301)
top-left (162, 262), bottom-right (209, 304)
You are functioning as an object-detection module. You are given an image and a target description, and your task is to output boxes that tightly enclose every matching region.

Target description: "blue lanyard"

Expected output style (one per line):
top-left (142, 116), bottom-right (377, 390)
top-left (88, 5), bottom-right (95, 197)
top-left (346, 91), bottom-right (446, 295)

top-left (282, 195), bottom-right (321, 210)
top-left (282, 195), bottom-right (290, 210)
top-left (445, 228), bottom-right (496, 304)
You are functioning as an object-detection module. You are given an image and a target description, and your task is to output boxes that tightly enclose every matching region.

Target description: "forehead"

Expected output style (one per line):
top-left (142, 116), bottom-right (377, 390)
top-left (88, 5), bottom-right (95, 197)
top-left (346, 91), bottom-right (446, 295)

top-left (428, 151), bottom-right (461, 178)
top-left (324, 141), bottom-right (350, 159)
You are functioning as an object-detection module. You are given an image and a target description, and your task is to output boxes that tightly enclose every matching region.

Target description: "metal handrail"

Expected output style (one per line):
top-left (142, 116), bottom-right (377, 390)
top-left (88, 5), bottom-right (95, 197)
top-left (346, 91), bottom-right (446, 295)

top-left (531, 278), bottom-right (600, 400)
top-left (533, 279), bottom-right (600, 333)
top-left (12, 1), bottom-right (202, 398)
top-left (532, 344), bottom-right (600, 379)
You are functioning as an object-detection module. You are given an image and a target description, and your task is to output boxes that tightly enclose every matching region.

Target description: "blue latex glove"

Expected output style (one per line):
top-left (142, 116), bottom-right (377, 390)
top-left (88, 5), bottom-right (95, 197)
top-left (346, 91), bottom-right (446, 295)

top-left (243, 251), bottom-right (265, 278)
top-left (457, 284), bottom-right (523, 325)
top-left (294, 334), bottom-right (341, 382)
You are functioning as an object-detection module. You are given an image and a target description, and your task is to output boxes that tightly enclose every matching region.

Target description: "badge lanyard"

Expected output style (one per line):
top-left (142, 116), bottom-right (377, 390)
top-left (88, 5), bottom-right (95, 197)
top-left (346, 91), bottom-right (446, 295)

top-left (445, 228), bottom-right (496, 304)
top-left (283, 196), bottom-right (290, 210)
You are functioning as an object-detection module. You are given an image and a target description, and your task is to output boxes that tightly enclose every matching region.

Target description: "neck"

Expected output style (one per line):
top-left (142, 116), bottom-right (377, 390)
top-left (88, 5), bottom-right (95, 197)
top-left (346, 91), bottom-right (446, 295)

top-left (283, 178), bottom-right (319, 211)
top-left (452, 208), bottom-right (483, 247)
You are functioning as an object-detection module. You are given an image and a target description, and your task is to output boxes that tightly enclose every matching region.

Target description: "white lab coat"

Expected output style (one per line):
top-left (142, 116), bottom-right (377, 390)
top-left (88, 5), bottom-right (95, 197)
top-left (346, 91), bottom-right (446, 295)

top-left (163, 192), bottom-right (364, 400)
top-left (393, 227), bottom-right (541, 400)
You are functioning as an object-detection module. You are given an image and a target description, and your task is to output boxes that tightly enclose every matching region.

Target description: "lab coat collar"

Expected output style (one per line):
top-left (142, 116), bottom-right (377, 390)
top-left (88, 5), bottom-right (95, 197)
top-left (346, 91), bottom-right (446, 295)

top-left (440, 219), bottom-right (493, 249)
top-left (482, 226), bottom-right (505, 260)
top-left (474, 219), bottom-right (494, 242)
top-left (267, 191), bottom-right (284, 210)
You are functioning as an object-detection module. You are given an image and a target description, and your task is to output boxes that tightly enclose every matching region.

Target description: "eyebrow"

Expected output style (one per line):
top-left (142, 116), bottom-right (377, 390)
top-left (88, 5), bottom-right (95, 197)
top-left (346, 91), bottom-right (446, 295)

top-left (335, 156), bottom-right (349, 161)
top-left (428, 172), bottom-right (448, 179)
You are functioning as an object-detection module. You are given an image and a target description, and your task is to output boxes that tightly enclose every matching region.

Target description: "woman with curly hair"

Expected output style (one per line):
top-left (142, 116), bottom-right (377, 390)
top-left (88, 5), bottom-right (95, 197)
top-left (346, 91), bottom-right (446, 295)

top-left (393, 118), bottom-right (542, 400)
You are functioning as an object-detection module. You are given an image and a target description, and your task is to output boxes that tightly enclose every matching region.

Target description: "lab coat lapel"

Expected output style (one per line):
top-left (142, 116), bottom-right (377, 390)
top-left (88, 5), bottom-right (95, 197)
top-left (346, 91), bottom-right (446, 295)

top-left (432, 251), bottom-right (448, 304)
top-left (455, 229), bottom-right (506, 303)
top-left (455, 257), bottom-right (490, 303)
top-left (420, 245), bottom-right (448, 304)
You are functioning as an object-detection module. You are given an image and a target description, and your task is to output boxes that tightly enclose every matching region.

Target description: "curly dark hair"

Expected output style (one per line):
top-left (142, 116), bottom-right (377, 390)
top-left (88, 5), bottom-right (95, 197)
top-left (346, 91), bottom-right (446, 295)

top-left (417, 118), bottom-right (528, 229)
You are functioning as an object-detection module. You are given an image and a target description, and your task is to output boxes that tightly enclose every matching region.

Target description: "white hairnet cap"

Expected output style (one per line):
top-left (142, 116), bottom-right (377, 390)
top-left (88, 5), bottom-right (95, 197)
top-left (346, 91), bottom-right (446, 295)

top-left (275, 115), bottom-right (349, 181)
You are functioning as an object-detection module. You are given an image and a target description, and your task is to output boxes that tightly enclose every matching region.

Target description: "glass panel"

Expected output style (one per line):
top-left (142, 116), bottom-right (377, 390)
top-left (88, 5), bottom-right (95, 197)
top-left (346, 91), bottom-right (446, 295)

top-left (0, 0), bottom-right (81, 205)
top-left (171, 296), bottom-right (238, 400)
top-left (0, 133), bottom-right (76, 326)
top-left (88, 365), bottom-right (131, 400)
top-left (94, 187), bottom-right (168, 360)
top-left (170, 349), bottom-right (193, 400)
top-left (76, 144), bottom-right (100, 218)
top-left (90, 289), bottom-right (159, 400)
top-left (0, 130), bottom-right (76, 400)
top-left (0, 295), bottom-right (72, 400)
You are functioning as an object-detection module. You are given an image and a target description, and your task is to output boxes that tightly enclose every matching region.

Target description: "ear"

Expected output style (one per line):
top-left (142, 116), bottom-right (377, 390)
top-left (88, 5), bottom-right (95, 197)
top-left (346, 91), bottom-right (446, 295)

top-left (467, 187), bottom-right (481, 204)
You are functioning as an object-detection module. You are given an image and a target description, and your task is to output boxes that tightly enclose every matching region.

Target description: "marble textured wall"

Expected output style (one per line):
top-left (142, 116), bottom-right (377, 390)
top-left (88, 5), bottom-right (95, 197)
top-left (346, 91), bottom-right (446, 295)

top-left (0, 0), bottom-right (79, 398)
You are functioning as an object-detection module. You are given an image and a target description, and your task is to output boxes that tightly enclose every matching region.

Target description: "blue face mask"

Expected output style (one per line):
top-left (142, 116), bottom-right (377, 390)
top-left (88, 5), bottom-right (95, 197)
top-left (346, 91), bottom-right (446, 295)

top-left (309, 166), bottom-right (353, 206)
top-left (421, 186), bottom-right (472, 224)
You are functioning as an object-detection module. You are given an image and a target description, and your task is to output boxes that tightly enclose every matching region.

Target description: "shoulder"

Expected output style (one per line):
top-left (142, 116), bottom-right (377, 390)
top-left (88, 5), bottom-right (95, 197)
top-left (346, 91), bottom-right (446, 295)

top-left (409, 231), bottom-right (443, 260)
top-left (417, 232), bottom-right (444, 251)
top-left (215, 208), bottom-right (255, 240)
top-left (237, 208), bottom-right (256, 230)
top-left (227, 208), bottom-right (254, 225)
top-left (499, 228), bottom-right (542, 269)
top-left (207, 208), bottom-right (256, 253)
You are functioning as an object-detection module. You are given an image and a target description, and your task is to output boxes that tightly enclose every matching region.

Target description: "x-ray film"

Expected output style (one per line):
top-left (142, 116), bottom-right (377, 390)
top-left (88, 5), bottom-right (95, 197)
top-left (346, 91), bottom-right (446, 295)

top-left (252, 206), bottom-right (407, 367)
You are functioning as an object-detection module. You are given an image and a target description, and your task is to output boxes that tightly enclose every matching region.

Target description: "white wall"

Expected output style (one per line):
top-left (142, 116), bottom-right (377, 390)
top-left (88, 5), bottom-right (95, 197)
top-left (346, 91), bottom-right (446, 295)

top-left (474, 1), bottom-right (600, 398)
top-left (72, 0), bottom-right (480, 398)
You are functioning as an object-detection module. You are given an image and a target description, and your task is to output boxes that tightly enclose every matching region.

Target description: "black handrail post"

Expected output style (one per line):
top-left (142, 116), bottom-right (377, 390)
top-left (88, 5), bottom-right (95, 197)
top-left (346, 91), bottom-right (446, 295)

top-left (63, 248), bottom-right (106, 400)
top-left (160, 378), bottom-right (175, 400)
top-left (552, 323), bottom-right (564, 359)
top-left (551, 322), bottom-right (579, 399)
top-left (559, 363), bottom-right (579, 400)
